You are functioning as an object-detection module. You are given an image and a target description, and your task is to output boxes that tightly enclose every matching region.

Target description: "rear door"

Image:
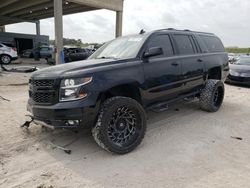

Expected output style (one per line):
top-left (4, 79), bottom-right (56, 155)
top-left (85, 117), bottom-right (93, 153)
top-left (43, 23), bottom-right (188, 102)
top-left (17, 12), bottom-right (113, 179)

top-left (142, 34), bottom-right (182, 104)
top-left (172, 34), bottom-right (205, 94)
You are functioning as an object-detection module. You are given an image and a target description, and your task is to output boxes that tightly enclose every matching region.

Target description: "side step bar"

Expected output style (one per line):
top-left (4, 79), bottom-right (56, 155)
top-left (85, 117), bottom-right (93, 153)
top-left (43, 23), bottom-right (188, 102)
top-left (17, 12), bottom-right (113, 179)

top-left (147, 91), bottom-right (200, 113)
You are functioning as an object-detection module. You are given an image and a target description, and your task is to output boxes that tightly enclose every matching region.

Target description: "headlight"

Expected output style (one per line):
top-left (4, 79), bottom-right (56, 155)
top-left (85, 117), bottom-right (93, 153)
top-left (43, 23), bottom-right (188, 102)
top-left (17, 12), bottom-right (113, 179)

top-left (59, 77), bottom-right (92, 102)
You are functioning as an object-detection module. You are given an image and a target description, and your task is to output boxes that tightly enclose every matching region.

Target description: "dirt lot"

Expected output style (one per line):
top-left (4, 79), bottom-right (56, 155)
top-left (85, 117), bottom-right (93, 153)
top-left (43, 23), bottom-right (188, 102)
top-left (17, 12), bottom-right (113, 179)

top-left (0, 68), bottom-right (250, 188)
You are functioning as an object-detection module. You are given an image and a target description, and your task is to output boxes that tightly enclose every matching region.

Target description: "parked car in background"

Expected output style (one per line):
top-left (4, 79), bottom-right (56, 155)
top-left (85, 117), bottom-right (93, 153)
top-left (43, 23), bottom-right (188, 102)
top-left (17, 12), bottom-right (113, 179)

top-left (47, 47), bottom-right (93, 64)
top-left (226, 55), bottom-right (250, 86)
top-left (0, 42), bottom-right (18, 64)
top-left (64, 48), bottom-right (93, 62)
top-left (21, 45), bottom-right (53, 59)
top-left (228, 53), bottom-right (238, 64)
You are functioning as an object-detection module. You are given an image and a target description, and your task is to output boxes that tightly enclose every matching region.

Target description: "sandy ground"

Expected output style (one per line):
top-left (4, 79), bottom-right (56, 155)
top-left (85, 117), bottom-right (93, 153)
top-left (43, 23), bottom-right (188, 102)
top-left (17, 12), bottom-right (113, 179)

top-left (0, 66), bottom-right (250, 188)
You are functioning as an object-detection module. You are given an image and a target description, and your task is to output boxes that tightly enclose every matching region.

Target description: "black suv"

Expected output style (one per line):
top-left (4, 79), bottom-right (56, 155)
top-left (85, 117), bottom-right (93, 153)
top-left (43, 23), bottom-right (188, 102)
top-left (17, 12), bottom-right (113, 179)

top-left (27, 29), bottom-right (229, 154)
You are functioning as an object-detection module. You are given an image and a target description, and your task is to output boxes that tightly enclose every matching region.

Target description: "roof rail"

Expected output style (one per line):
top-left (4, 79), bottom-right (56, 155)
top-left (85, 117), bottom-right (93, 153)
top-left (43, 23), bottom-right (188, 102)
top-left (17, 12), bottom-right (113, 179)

top-left (155, 28), bottom-right (214, 35)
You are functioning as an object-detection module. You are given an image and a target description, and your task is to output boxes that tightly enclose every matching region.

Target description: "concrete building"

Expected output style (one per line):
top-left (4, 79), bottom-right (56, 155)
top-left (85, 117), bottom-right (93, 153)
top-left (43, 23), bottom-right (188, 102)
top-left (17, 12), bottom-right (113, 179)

top-left (0, 31), bottom-right (49, 54)
top-left (0, 0), bottom-right (124, 64)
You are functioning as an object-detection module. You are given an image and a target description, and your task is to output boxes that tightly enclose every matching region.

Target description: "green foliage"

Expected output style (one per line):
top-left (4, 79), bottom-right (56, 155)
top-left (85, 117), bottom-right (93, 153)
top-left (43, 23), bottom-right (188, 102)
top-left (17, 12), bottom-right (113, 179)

top-left (49, 38), bottom-right (101, 48)
top-left (226, 48), bottom-right (250, 54)
top-left (49, 38), bottom-right (83, 47)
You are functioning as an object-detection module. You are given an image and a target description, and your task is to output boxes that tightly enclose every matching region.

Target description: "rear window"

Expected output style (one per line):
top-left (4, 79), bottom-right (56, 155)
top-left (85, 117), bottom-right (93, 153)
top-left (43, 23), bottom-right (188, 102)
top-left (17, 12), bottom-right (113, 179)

top-left (173, 35), bottom-right (196, 55)
top-left (3, 43), bottom-right (14, 47)
top-left (40, 47), bottom-right (49, 51)
top-left (199, 35), bottom-right (225, 53)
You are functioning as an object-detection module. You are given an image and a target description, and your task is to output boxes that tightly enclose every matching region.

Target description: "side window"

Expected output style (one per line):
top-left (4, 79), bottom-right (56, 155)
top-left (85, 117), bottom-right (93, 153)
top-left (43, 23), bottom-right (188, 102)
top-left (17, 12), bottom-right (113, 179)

top-left (200, 35), bottom-right (225, 53)
top-left (173, 34), bottom-right (196, 55)
top-left (40, 47), bottom-right (49, 51)
top-left (0, 44), bottom-right (3, 48)
top-left (147, 34), bottom-right (174, 57)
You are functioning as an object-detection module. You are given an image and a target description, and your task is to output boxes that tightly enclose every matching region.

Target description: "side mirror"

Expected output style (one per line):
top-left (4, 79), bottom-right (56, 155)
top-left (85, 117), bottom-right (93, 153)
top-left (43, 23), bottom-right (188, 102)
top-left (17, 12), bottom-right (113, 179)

top-left (144, 47), bottom-right (163, 58)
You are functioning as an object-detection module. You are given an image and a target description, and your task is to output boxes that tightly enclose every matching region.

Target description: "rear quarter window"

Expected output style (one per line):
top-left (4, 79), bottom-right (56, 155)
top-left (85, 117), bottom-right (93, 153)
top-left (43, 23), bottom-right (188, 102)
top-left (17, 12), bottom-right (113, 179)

top-left (199, 35), bottom-right (225, 53)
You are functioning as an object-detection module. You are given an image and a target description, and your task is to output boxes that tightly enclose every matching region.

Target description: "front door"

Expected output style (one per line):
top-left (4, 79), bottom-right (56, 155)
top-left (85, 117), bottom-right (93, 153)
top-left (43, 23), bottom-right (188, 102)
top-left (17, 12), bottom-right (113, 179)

top-left (142, 34), bottom-right (183, 105)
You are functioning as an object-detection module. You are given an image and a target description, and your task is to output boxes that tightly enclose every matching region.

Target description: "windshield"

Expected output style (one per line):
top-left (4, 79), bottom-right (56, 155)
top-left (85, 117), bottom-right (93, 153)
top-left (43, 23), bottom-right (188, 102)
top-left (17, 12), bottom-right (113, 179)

top-left (236, 57), bottom-right (250, 65)
top-left (89, 34), bottom-right (149, 60)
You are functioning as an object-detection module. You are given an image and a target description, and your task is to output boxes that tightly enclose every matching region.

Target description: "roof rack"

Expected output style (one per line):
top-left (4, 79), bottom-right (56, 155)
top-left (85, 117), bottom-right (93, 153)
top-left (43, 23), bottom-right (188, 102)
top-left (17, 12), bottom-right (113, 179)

top-left (156, 28), bottom-right (214, 35)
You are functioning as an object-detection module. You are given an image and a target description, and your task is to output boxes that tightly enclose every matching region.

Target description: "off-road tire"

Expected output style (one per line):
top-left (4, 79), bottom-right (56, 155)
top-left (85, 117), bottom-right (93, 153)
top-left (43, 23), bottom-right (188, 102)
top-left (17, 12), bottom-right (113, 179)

top-left (0, 54), bottom-right (11, 64)
top-left (199, 79), bottom-right (224, 112)
top-left (92, 96), bottom-right (146, 154)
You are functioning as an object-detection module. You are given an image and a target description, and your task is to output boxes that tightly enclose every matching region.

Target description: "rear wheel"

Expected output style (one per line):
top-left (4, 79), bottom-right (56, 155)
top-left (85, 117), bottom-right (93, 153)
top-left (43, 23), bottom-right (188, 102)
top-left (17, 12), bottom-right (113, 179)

top-left (199, 79), bottom-right (225, 112)
top-left (92, 96), bottom-right (146, 154)
top-left (0, 54), bottom-right (11, 64)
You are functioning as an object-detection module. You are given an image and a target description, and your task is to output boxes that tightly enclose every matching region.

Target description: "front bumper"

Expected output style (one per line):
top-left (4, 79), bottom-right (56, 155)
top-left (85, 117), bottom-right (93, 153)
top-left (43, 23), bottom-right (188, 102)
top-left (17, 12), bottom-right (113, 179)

top-left (226, 75), bottom-right (250, 86)
top-left (27, 99), bottom-right (99, 128)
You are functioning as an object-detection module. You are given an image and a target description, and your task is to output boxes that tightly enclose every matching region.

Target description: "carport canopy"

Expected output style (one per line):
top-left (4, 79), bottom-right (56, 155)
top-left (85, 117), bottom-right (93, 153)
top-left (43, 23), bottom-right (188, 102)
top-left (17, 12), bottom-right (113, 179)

top-left (0, 0), bottom-right (124, 64)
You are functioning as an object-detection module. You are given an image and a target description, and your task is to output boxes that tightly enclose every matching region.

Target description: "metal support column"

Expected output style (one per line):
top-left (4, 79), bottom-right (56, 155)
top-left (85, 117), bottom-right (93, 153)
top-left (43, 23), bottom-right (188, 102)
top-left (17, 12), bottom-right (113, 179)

top-left (35, 21), bottom-right (40, 35)
top-left (115, 11), bottom-right (123, 37)
top-left (54, 0), bottom-right (63, 64)
top-left (0, 25), bottom-right (5, 32)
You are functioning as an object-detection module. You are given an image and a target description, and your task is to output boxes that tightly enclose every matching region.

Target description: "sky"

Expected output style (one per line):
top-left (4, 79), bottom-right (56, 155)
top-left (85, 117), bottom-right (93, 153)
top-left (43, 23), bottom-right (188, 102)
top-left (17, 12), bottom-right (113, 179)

top-left (6, 0), bottom-right (250, 47)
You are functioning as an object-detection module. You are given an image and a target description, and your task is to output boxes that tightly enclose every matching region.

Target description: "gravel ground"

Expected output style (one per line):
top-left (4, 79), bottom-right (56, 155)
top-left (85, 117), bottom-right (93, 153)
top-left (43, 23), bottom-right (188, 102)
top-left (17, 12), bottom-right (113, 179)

top-left (0, 67), bottom-right (250, 188)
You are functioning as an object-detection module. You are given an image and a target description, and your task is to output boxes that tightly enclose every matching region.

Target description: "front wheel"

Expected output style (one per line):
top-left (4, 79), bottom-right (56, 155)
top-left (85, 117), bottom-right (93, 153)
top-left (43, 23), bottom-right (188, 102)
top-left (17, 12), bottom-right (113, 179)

top-left (92, 96), bottom-right (147, 154)
top-left (199, 79), bottom-right (225, 112)
top-left (0, 55), bottom-right (11, 64)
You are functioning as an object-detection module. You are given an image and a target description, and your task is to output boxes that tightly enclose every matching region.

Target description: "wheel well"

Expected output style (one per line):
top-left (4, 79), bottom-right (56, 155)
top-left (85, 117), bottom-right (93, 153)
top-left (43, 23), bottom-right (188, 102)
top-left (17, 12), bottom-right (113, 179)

top-left (0, 54), bottom-right (11, 58)
top-left (208, 67), bottom-right (221, 80)
top-left (100, 84), bottom-right (142, 104)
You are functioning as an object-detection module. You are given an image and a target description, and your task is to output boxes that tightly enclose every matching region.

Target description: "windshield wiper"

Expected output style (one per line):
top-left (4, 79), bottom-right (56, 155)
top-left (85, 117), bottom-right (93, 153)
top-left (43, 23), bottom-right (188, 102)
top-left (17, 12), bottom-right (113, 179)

top-left (96, 56), bottom-right (119, 60)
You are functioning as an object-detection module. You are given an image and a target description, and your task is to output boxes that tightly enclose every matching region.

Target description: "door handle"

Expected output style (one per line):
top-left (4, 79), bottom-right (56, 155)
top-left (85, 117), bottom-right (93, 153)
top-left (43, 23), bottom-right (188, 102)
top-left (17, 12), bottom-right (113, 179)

top-left (171, 62), bottom-right (179, 66)
top-left (197, 59), bottom-right (203, 62)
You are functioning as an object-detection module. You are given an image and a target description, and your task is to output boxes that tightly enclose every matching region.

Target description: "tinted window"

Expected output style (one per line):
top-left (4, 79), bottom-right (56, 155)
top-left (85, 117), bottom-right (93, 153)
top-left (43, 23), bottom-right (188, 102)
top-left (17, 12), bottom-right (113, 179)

top-left (40, 47), bottom-right (49, 51)
top-left (77, 49), bottom-right (86, 53)
top-left (173, 35), bottom-right (196, 55)
top-left (3, 43), bottom-right (14, 47)
top-left (147, 34), bottom-right (174, 57)
top-left (200, 35), bottom-right (225, 52)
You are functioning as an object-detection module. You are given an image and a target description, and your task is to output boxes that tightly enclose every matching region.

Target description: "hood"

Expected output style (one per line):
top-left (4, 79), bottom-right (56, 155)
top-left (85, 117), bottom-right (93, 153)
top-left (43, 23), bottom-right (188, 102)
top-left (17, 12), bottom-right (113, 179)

top-left (31, 58), bottom-right (118, 79)
top-left (229, 64), bottom-right (250, 74)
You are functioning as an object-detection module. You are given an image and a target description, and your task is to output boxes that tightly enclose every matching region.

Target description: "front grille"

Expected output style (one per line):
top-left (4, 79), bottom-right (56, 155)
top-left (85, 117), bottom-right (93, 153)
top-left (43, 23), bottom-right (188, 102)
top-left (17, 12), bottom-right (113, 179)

top-left (29, 79), bottom-right (58, 104)
top-left (29, 79), bottom-right (54, 87)
top-left (30, 92), bottom-right (55, 104)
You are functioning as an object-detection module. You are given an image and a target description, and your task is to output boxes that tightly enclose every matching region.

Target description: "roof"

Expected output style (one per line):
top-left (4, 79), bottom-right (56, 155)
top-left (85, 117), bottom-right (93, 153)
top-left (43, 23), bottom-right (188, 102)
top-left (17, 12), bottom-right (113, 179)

top-left (0, 0), bottom-right (123, 26)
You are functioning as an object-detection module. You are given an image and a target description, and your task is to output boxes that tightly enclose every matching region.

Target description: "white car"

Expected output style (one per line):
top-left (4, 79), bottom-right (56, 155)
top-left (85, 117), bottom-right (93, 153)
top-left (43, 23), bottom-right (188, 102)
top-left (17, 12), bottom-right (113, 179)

top-left (0, 43), bottom-right (18, 64)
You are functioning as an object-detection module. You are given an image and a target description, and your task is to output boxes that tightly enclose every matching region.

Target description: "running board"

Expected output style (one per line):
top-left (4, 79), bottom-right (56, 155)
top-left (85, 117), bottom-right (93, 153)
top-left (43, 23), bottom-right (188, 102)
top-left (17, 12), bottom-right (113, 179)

top-left (147, 91), bottom-right (200, 113)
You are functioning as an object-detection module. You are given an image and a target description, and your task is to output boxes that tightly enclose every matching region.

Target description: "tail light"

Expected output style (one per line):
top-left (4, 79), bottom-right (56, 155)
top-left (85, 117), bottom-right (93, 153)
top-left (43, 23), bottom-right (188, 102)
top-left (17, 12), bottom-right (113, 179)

top-left (12, 47), bottom-right (17, 51)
